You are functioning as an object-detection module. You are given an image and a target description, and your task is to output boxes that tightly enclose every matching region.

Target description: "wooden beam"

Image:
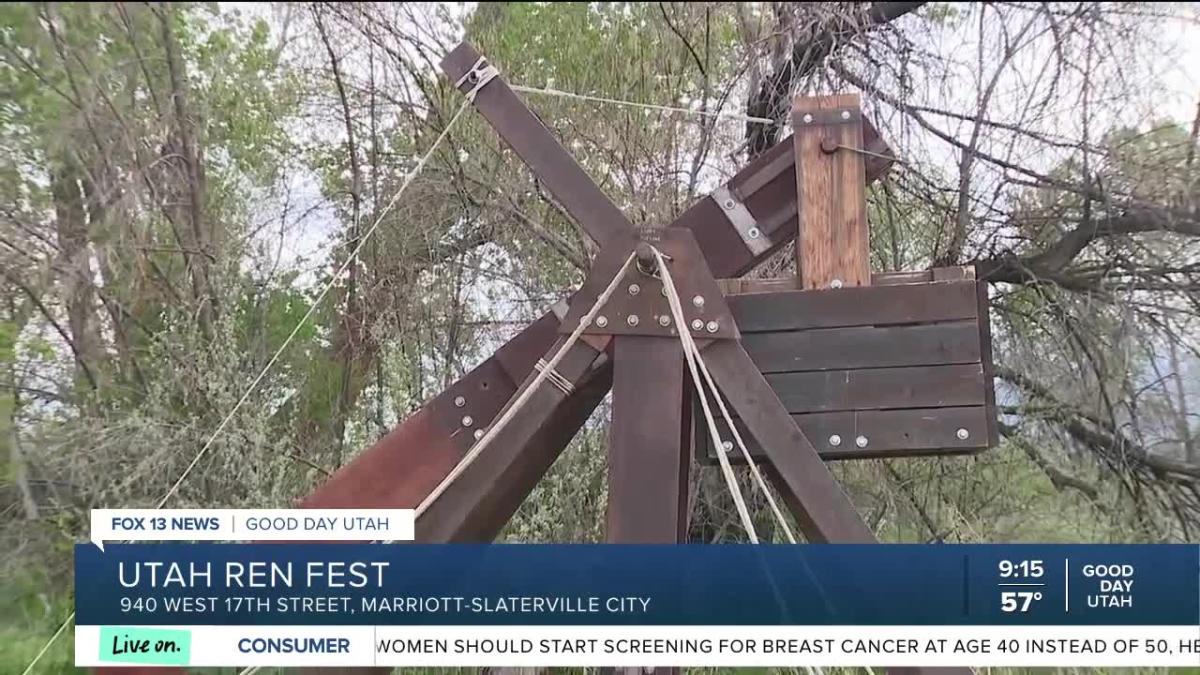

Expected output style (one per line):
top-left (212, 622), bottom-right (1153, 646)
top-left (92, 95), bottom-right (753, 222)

top-left (417, 338), bottom-right (606, 542)
top-left (697, 406), bottom-right (992, 463)
top-left (727, 279), bottom-right (980, 332)
top-left (441, 43), bottom-right (633, 248)
top-left (741, 321), bottom-right (982, 374)
top-left (608, 337), bottom-right (689, 543)
top-left (716, 266), bottom-right (975, 295)
top-left (302, 313), bottom-right (560, 511)
top-left (793, 94), bottom-right (870, 290)
top-left (701, 339), bottom-right (876, 543)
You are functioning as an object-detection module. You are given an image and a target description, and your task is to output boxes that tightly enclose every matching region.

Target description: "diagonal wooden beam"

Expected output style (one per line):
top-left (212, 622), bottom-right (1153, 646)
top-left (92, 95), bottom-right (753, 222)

top-left (417, 337), bottom-right (608, 542)
top-left (442, 42), bottom-right (635, 248)
top-left (700, 338), bottom-right (876, 543)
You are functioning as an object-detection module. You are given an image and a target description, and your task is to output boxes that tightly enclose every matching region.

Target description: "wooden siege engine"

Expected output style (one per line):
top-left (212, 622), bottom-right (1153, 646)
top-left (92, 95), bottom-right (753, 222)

top-left (90, 41), bottom-right (999, 675)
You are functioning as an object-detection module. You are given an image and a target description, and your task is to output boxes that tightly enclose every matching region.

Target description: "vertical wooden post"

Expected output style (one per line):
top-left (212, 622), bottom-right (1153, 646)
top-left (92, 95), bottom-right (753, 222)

top-left (607, 336), bottom-right (689, 543)
top-left (792, 94), bottom-right (871, 290)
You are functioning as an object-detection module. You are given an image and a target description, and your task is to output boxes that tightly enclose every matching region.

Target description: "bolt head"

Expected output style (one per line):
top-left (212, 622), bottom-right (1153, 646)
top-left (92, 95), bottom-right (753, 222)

top-left (705, 320), bottom-right (719, 333)
top-left (956, 428), bottom-right (970, 440)
top-left (722, 199), bottom-right (736, 210)
top-left (692, 295), bottom-right (705, 308)
top-left (841, 110), bottom-right (851, 120)
top-left (660, 287), bottom-right (669, 297)
top-left (828, 434), bottom-right (842, 447)
top-left (628, 283), bottom-right (641, 296)
top-left (802, 113), bottom-right (814, 124)
top-left (595, 315), bottom-right (609, 328)
top-left (855, 435), bottom-right (868, 448)
top-left (748, 227), bottom-right (760, 239)
top-left (627, 314), bottom-right (640, 327)
top-left (721, 440), bottom-right (733, 452)
top-left (830, 279), bottom-right (843, 289)
top-left (658, 315), bottom-right (671, 327)
top-left (691, 319), bottom-right (704, 331)
top-left (462, 415), bottom-right (474, 427)
top-left (454, 395), bottom-right (466, 408)
top-left (473, 428), bottom-right (484, 440)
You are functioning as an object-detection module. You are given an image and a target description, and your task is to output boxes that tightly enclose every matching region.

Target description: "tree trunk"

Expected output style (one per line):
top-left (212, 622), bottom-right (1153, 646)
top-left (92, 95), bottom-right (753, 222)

top-left (50, 158), bottom-right (105, 387)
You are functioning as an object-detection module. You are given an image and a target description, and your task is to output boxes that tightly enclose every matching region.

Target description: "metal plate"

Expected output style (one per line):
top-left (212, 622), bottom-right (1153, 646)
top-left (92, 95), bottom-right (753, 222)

top-left (558, 228), bottom-right (740, 340)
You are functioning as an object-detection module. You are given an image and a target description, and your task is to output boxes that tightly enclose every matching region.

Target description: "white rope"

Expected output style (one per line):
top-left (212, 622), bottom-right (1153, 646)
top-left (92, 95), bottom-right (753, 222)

top-left (653, 246), bottom-right (797, 544)
top-left (20, 93), bottom-right (477, 675)
top-left (685, 301), bottom-right (798, 544)
top-left (411, 250), bottom-right (639, 524)
top-left (653, 247), bottom-right (759, 542)
top-left (511, 83), bottom-right (778, 126)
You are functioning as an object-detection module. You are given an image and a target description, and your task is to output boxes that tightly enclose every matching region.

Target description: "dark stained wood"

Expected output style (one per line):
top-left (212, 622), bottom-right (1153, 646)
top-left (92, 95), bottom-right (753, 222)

top-left (701, 339), bottom-right (876, 543)
top-left (793, 94), bottom-right (870, 289)
top-left (698, 406), bottom-right (992, 463)
top-left (301, 315), bottom-right (551, 511)
top-left (977, 275), bottom-right (1000, 447)
top-left (742, 321), bottom-right (983, 374)
top-left (681, 135), bottom-right (893, 278)
top-left (728, 280), bottom-right (979, 333)
top-left (608, 337), bottom-right (688, 543)
top-left (716, 266), bottom-right (977, 295)
top-left (441, 43), bottom-right (632, 248)
top-left (767, 364), bottom-right (987, 413)
top-left (417, 338), bottom-right (604, 542)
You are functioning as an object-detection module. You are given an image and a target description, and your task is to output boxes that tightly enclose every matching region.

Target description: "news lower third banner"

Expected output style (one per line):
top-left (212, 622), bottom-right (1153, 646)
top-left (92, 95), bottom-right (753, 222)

top-left (76, 544), bottom-right (1200, 668)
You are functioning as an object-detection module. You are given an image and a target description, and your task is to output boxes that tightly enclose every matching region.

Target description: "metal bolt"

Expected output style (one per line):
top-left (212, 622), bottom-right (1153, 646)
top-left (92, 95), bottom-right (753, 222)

top-left (855, 435), bottom-right (868, 448)
top-left (841, 110), bottom-right (851, 120)
top-left (454, 396), bottom-right (466, 408)
top-left (802, 113), bottom-right (814, 124)
top-left (706, 320), bottom-right (719, 333)
top-left (658, 315), bottom-right (671, 327)
top-left (722, 199), bottom-right (736, 210)
top-left (462, 415), bottom-right (474, 427)
top-left (748, 227), bottom-right (760, 239)
top-left (660, 287), bottom-right (669, 297)
top-left (473, 429), bottom-right (484, 440)
top-left (691, 319), bottom-right (704, 331)
top-left (692, 295), bottom-right (705, 308)
top-left (830, 279), bottom-right (843, 289)
top-left (627, 314), bottom-right (640, 327)
top-left (595, 315), bottom-right (609, 328)
top-left (956, 428), bottom-right (970, 440)
top-left (829, 434), bottom-right (842, 447)
top-left (721, 440), bottom-right (733, 453)
top-left (628, 283), bottom-right (641, 296)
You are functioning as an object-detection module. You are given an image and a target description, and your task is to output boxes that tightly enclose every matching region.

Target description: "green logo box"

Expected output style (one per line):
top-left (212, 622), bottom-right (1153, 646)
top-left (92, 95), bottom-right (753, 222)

top-left (99, 626), bottom-right (192, 666)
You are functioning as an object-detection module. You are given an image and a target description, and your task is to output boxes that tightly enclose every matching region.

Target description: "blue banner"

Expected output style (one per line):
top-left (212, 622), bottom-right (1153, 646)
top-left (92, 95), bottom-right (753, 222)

top-left (75, 544), bottom-right (1199, 626)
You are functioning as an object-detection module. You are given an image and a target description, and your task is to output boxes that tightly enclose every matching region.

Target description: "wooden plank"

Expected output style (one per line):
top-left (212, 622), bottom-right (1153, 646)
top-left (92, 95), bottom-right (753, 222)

top-left (702, 339), bottom-right (876, 543)
top-left (608, 337), bottom-right (688, 543)
top-left (416, 338), bottom-right (604, 542)
top-left (727, 280), bottom-right (979, 333)
top-left (716, 267), bottom-right (979, 295)
top-left (766, 364), bottom-right (987, 413)
top-left (741, 321), bottom-right (982, 374)
top-left (793, 94), bottom-right (870, 290)
top-left (441, 43), bottom-right (632, 248)
top-left (977, 276), bottom-right (1000, 447)
top-left (699, 406), bottom-right (992, 463)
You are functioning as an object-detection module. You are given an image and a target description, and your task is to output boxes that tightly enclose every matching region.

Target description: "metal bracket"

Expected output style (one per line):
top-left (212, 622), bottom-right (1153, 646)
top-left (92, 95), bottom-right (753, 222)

top-left (712, 186), bottom-right (770, 256)
top-left (453, 56), bottom-right (499, 100)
